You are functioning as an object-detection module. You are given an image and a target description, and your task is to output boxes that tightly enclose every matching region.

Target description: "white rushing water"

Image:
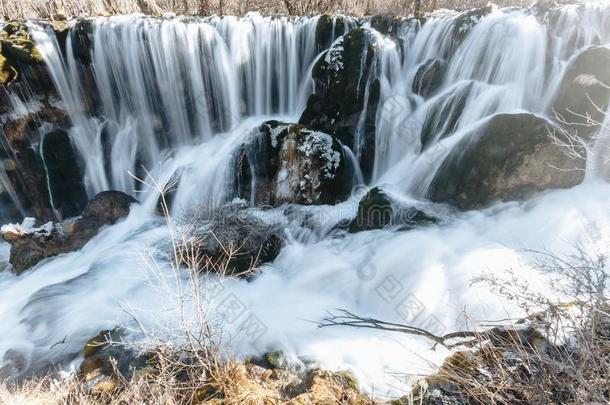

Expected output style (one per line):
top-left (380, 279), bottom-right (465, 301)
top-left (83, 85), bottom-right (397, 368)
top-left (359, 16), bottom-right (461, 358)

top-left (1, 3), bottom-right (610, 398)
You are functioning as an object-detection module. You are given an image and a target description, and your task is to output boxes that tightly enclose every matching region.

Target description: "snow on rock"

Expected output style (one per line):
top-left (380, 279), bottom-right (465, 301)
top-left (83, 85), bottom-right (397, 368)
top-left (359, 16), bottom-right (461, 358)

top-left (324, 36), bottom-right (345, 72)
top-left (0, 217), bottom-right (56, 241)
top-left (236, 121), bottom-right (352, 206)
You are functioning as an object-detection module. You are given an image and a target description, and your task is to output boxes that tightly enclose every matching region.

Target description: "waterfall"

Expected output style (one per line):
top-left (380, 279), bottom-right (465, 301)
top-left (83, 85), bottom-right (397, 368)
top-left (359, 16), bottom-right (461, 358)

top-left (30, 14), bottom-right (321, 197)
top-left (1, 3), bottom-right (610, 398)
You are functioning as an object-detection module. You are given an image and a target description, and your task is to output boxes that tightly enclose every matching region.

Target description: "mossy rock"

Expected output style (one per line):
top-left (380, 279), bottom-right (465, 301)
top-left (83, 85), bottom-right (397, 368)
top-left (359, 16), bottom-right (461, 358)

top-left (0, 22), bottom-right (44, 85)
top-left (427, 113), bottom-right (586, 210)
top-left (0, 52), bottom-right (18, 85)
top-left (83, 329), bottom-right (115, 358)
top-left (81, 328), bottom-right (152, 382)
top-left (0, 23), bottom-right (43, 64)
top-left (248, 350), bottom-right (286, 370)
top-left (333, 370), bottom-right (359, 391)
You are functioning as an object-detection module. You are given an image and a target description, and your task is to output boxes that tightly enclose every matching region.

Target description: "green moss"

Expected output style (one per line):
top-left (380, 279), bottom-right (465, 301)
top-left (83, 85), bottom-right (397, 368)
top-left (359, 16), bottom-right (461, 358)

top-left (263, 351), bottom-right (283, 369)
top-left (83, 330), bottom-right (112, 358)
top-left (0, 22), bottom-right (43, 86)
top-left (0, 52), bottom-right (18, 85)
top-left (334, 370), bottom-right (358, 391)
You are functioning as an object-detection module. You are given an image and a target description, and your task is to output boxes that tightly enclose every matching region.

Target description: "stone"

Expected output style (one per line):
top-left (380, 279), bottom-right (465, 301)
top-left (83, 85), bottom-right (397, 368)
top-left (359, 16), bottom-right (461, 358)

top-left (427, 113), bottom-right (586, 210)
top-left (236, 121), bottom-right (352, 207)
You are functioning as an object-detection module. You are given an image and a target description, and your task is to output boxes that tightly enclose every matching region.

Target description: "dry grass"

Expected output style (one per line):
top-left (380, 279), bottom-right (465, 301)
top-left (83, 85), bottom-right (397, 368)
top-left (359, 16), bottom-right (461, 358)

top-left (1, 0), bottom-right (533, 20)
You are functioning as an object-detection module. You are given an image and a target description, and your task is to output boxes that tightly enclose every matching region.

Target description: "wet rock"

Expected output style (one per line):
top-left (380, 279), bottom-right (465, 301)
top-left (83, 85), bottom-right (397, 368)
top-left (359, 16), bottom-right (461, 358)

top-left (420, 81), bottom-right (475, 149)
top-left (551, 46), bottom-right (610, 140)
top-left (1, 191), bottom-right (137, 275)
top-left (315, 14), bottom-right (348, 52)
top-left (176, 202), bottom-right (282, 277)
top-left (80, 190), bottom-right (137, 224)
top-left (236, 121), bottom-right (352, 207)
top-left (427, 113), bottom-right (586, 210)
top-left (71, 19), bottom-right (95, 63)
top-left (42, 129), bottom-right (88, 218)
top-left (1, 104), bottom-right (71, 221)
top-left (299, 28), bottom-right (383, 182)
top-left (447, 5), bottom-right (494, 57)
top-left (81, 328), bottom-right (152, 394)
top-left (349, 187), bottom-right (438, 233)
top-left (369, 14), bottom-right (406, 35)
top-left (412, 58), bottom-right (447, 98)
top-left (248, 351), bottom-right (306, 375)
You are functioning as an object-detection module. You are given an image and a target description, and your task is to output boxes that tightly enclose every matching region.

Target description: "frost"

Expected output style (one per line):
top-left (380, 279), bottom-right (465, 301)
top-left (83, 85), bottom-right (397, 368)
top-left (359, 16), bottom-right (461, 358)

top-left (269, 124), bottom-right (289, 148)
top-left (324, 37), bottom-right (344, 73)
top-left (298, 130), bottom-right (341, 179)
top-left (1, 217), bottom-right (55, 238)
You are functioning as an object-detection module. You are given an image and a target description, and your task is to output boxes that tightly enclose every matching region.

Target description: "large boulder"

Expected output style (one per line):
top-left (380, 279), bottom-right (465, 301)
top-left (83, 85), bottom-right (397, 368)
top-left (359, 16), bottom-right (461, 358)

top-left (176, 202), bottom-right (282, 277)
top-left (236, 121), bottom-right (352, 207)
top-left (299, 28), bottom-right (383, 181)
top-left (427, 113), bottom-right (586, 210)
top-left (348, 187), bottom-right (438, 233)
top-left (80, 191), bottom-right (137, 225)
top-left (1, 191), bottom-right (137, 275)
top-left (551, 46), bottom-right (610, 140)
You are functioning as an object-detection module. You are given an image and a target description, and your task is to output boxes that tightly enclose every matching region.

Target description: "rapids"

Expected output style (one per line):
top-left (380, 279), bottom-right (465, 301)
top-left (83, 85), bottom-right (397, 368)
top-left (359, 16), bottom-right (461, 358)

top-left (1, 3), bottom-right (610, 397)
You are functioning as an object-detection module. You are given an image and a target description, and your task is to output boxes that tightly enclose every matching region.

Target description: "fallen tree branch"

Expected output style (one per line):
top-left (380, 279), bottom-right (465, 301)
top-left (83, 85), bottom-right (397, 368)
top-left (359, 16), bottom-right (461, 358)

top-left (318, 309), bottom-right (479, 349)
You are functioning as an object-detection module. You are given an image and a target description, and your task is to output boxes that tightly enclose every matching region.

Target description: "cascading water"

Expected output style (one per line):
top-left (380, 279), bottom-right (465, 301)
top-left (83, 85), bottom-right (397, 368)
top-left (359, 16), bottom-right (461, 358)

top-left (1, 3), bottom-right (610, 397)
top-left (30, 14), bottom-right (324, 197)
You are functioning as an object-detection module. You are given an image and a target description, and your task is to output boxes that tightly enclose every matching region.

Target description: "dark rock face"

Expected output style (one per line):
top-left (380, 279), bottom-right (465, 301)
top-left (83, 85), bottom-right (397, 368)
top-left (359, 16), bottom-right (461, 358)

top-left (427, 113), bottom-right (586, 210)
top-left (176, 203), bottom-right (282, 277)
top-left (551, 46), bottom-right (610, 139)
top-left (1, 191), bottom-right (137, 275)
top-left (42, 130), bottom-right (88, 218)
top-left (412, 58), bottom-right (447, 98)
top-left (315, 14), bottom-right (348, 52)
top-left (70, 19), bottom-right (95, 64)
top-left (368, 15), bottom-right (407, 35)
top-left (348, 187), bottom-right (438, 233)
top-left (299, 28), bottom-right (382, 182)
top-left (1, 105), bottom-right (71, 221)
top-left (446, 5), bottom-right (494, 58)
top-left (236, 121), bottom-right (352, 207)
